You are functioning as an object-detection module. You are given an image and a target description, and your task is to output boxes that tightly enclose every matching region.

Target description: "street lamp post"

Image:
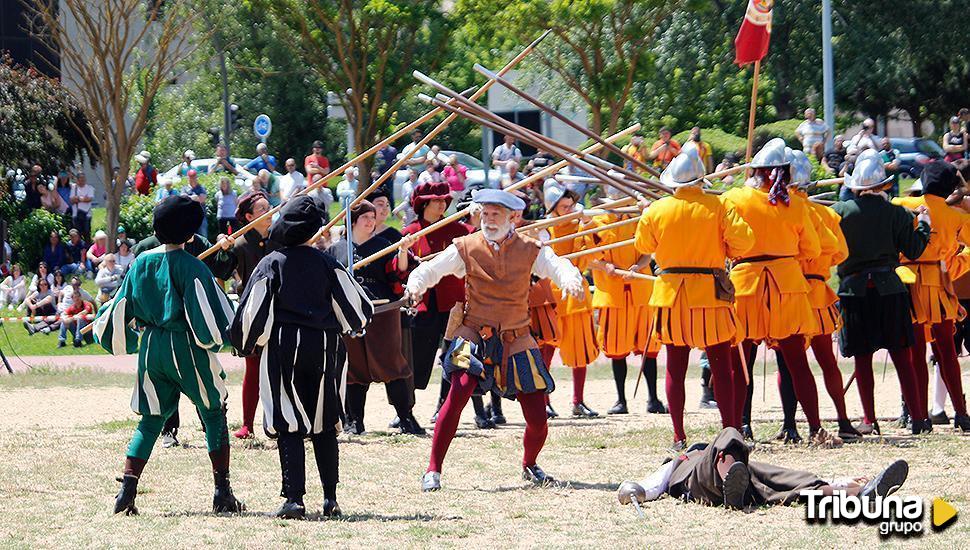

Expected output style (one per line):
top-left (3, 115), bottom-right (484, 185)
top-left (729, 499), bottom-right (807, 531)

top-left (822, 0), bottom-right (836, 149)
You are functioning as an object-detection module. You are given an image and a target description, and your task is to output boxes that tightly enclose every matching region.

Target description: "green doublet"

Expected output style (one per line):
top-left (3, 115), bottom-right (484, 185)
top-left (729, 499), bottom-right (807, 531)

top-left (94, 248), bottom-right (235, 417)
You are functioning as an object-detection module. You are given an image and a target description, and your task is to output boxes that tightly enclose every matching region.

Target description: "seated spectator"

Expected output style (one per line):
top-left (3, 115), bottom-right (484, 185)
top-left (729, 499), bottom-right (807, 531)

top-left (0, 264), bottom-right (26, 309)
top-left (116, 226), bottom-right (134, 249)
top-left (244, 142), bottom-right (277, 173)
top-left (418, 159), bottom-right (444, 185)
top-left (58, 278), bottom-right (93, 348)
top-left (86, 230), bottom-right (110, 271)
top-left (22, 278), bottom-right (57, 335)
top-left (116, 240), bottom-right (135, 272)
top-left (64, 228), bottom-right (90, 275)
top-left (50, 269), bottom-right (66, 298)
top-left (155, 177), bottom-right (179, 202)
top-left (443, 154), bottom-right (467, 194)
top-left (27, 262), bottom-right (53, 294)
top-left (216, 177), bottom-right (238, 234)
top-left (38, 181), bottom-right (69, 216)
top-left (95, 253), bottom-right (125, 304)
top-left (398, 169), bottom-right (419, 225)
top-left (70, 172), bottom-right (94, 241)
top-left (256, 169), bottom-right (281, 207)
top-left (42, 231), bottom-right (70, 273)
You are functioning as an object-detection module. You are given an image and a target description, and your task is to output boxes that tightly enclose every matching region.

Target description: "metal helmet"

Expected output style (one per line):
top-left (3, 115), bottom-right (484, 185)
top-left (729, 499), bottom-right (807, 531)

top-left (603, 171), bottom-right (628, 200)
top-left (617, 480), bottom-right (648, 506)
top-left (787, 148), bottom-right (813, 188)
top-left (659, 149), bottom-right (706, 187)
top-left (844, 149), bottom-right (891, 190)
top-left (750, 137), bottom-right (790, 168)
top-left (543, 179), bottom-right (567, 212)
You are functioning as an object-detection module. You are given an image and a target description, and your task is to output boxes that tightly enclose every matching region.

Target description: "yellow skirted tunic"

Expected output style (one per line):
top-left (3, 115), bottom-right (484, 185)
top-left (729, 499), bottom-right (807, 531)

top-left (547, 220), bottom-right (600, 368)
top-left (635, 186), bottom-right (755, 348)
top-left (793, 191), bottom-right (848, 336)
top-left (893, 194), bottom-right (970, 324)
top-left (528, 278), bottom-right (560, 346)
top-left (584, 213), bottom-right (659, 357)
top-left (721, 185), bottom-right (821, 342)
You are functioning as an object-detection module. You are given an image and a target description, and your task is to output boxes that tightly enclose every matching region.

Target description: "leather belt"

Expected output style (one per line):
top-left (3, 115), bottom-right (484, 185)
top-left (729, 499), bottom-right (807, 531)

top-left (734, 254), bottom-right (794, 265)
top-left (656, 267), bottom-right (718, 275)
top-left (804, 274), bottom-right (827, 282)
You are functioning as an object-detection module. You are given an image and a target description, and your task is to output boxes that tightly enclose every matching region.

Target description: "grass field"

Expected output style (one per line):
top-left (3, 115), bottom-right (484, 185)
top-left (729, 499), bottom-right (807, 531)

top-left (0, 355), bottom-right (966, 548)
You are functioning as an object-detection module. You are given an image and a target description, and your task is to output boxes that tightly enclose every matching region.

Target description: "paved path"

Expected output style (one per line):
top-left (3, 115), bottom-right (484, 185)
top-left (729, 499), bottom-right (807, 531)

top-left (4, 353), bottom-right (247, 373)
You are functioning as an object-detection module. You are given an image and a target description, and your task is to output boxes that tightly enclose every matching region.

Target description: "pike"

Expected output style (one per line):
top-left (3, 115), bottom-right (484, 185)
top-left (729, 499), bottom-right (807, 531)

top-left (412, 74), bottom-right (667, 197)
top-left (562, 238), bottom-right (635, 261)
top-left (352, 125), bottom-right (641, 269)
top-left (308, 29), bottom-right (554, 245)
top-left (418, 92), bottom-right (657, 200)
top-left (543, 217), bottom-right (639, 246)
top-left (472, 64), bottom-right (661, 178)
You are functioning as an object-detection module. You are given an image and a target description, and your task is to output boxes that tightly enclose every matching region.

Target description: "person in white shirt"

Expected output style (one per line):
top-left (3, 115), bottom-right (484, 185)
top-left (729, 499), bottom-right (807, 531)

top-left (418, 159), bottom-right (445, 185)
top-left (491, 135), bottom-right (522, 169)
top-left (116, 240), bottom-right (135, 272)
top-left (335, 167), bottom-right (360, 206)
top-left (70, 173), bottom-right (95, 240)
top-left (406, 189), bottom-right (583, 492)
top-left (400, 130), bottom-right (431, 167)
top-left (279, 158), bottom-right (306, 200)
top-left (795, 108), bottom-right (829, 160)
top-left (95, 253), bottom-right (125, 304)
top-left (0, 264), bottom-right (26, 309)
top-left (846, 118), bottom-right (880, 156)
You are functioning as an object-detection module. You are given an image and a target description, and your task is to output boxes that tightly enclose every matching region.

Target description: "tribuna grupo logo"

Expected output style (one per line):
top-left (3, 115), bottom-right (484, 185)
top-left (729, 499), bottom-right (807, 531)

top-left (801, 490), bottom-right (958, 537)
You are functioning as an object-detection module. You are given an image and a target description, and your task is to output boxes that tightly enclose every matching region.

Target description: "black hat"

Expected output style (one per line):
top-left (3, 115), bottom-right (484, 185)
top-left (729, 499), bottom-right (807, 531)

top-left (921, 160), bottom-right (958, 198)
top-left (312, 140), bottom-right (324, 149)
top-left (153, 195), bottom-right (204, 244)
top-left (269, 195), bottom-right (323, 246)
top-left (368, 186), bottom-right (391, 204)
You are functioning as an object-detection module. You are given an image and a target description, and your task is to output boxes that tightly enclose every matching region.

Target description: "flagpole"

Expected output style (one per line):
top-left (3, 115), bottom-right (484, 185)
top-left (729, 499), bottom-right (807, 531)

top-left (744, 59), bottom-right (761, 162)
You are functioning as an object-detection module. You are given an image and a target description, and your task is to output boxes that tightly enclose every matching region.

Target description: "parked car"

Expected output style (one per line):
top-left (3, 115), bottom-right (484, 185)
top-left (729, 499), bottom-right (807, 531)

top-left (889, 138), bottom-right (944, 178)
top-left (392, 150), bottom-right (500, 201)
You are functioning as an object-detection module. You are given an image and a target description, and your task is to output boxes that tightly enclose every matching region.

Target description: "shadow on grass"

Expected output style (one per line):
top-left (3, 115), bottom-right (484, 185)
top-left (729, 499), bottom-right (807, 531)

top-left (159, 510), bottom-right (459, 523)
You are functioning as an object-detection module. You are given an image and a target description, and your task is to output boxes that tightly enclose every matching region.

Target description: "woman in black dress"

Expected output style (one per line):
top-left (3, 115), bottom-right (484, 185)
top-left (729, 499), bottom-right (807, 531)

top-left (327, 200), bottom-right (425, 435)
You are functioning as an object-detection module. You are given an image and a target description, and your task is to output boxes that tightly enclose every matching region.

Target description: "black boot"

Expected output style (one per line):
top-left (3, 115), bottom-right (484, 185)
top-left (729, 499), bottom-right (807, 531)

top-left (323, 498), bottom-right (342, 517)
top-left (114, 474), bottom-right (140, 515)
top-left (546, 403), bottom-right (559, 418)
top-left (472, 395), bottom-right (495, 429)
top-left (275, 499), bottom-right (306, 519)
top-left (898, 400), bottom-right (911, 429)
top-left (212, 471), bottom-right (245, 513)
top-left (698, 383), bottom-right (717, 409)
top-left (399, 413), bottom-right (427, 435)
top-left (955, 413), bottom-right (970, 432)
top-left (489, 393), bottom-right (507, 425)
top-left (838, 418), bottom-right (863, 442)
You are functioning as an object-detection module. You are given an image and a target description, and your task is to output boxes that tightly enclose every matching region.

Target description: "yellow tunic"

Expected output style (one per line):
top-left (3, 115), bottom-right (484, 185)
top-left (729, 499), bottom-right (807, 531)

top-left (893, 194), bottom-right (970, 324)
top-left (584, 213), bottom-right (659, 357)
top-left (793, 190), bottom-right (848, 336)
top-left (547, 220), bottom-right (599, 368)
top-left (721, 185), bottom-right (821, 342)
top-left (635, 185), bottom-right (755, 348)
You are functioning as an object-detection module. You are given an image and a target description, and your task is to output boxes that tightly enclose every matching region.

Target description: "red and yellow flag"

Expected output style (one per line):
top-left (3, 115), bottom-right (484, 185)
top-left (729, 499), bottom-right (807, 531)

top-left (734, 0), bottom-right (774, 65)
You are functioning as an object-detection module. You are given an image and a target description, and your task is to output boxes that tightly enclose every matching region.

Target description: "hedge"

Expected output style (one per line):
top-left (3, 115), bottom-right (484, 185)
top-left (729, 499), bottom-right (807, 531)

top-left (672, 128), bottom-right (747, 163)
top-left (4, 204), bottom-right (67, 272)
top-left (753, 119), bottom-right (803, 150)
top-left (118, 173), bottom-right (239, 243)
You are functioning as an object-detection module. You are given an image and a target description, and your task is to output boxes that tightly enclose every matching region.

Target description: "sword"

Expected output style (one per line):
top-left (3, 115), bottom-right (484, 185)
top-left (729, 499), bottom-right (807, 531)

top-left (373, 297), bottom-right (408, 315)
top-left (633, 359), bottom-right (643, 398)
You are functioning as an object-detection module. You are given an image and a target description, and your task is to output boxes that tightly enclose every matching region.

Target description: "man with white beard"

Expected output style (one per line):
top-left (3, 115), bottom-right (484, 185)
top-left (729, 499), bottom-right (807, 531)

top-left (405, 189), bottom-right (585, 492)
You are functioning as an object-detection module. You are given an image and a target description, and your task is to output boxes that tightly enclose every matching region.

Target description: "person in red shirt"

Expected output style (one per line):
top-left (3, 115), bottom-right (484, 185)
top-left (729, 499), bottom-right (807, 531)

top-left (649, 128), bottom-right (682, 169)
top-left (133, 150), bottom-right (157, 196)
top-left (304, 140), bottom-right (331, 193)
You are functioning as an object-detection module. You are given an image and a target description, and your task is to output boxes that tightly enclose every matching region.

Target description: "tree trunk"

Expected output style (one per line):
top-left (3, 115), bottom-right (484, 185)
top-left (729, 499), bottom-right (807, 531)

top-left (102, 162), bottom-right (121, 253)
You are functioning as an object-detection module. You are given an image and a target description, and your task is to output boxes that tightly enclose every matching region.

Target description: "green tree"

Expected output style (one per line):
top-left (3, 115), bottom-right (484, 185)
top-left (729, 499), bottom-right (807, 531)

top-left (0, 55), bottom-right (94, 173)
top-left (265, 0), bottom-right (450, 171)
top-left (459, 0), bottom-right (690, 137)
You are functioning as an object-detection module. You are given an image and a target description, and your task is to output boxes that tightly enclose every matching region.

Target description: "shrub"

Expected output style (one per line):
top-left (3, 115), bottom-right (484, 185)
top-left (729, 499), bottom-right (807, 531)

top-left (753, 119), bottom-right (803, 150)
top-left (8, 207), bottom-right (67, 271)
top-left (117, 193), bottom-right (157, 244)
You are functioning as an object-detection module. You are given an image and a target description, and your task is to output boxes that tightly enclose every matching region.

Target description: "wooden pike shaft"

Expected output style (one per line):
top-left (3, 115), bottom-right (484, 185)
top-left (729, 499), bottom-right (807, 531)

top-left (310, 30), bottom-right (553, 244)
top-left (562, 237), bottom-right (635, 260)
top-left (352, 125), bottom-right (641, 269)
top-left (422, 91), bottom-right (660, 200)
top-left (473, 63), bottom-right (660, 178)
top-left (612, 268), bottom-right (656, 281)
top-left (544, 216), bottom-right (639, 246)
top-left (519, 197), bottom-right (636, 234)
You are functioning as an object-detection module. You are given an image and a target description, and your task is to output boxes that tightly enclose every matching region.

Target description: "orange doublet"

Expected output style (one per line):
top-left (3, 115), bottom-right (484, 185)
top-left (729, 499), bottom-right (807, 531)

top-left (635, 185), bottom-right (754, 348)
top-left (792, 190), bottom-right (848, 335)
top-left (584, 213), bottom-right (659, 357)
top-left (894, 194), bottom-right (970, 324)
top-left (547, 220), bottom-right (599, 368)
top-left (720, 185), bottom-right (821, 342)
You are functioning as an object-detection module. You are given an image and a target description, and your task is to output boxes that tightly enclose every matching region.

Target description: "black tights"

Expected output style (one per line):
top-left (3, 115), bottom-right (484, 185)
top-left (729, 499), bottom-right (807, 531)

top-left (345, 379), bottom-right (413, 426)
top-left (775, 352), bottom-right (799, 430)
top-left (277, 430), bottom-right (339, 503)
